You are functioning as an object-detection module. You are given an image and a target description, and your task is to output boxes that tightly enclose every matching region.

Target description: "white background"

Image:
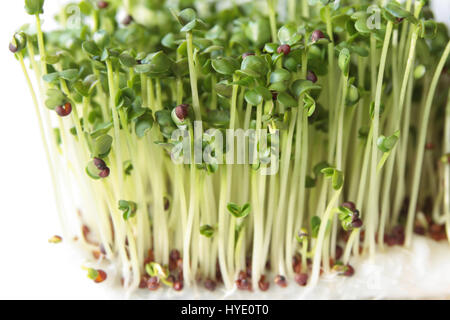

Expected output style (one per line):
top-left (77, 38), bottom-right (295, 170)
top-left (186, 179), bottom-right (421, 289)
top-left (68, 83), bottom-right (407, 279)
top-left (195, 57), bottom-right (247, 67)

top-left (0, 0), bottom-right (448, 299)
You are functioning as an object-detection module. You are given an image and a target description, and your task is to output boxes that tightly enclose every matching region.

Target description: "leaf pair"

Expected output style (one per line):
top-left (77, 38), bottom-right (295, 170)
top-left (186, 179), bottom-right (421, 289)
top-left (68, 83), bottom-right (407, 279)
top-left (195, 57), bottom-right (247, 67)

top-left (200, 225), bottom-right (215, 238)
top-left (10, 32), bottom-right (27, 53)
top-left (244, 86), bottom-right (272, 106)
top-left (45, 88), bottom-right (67, 110)
top-left (226, 202), bottom-right (251, 218)
top-left (337, 206), bottom-right (354, 231)
top-left (25, 0), bottom-right (44, 15)
top-left (134, 51), bottom-right (173, 76)
top-left (321, 167), bottom-right (344, 190)
top-left (119, 200), bottom-right (137, 220)
top-left (43, 69), bottom-right (80, 84)
top-left (173, 8), bottom-right (207, 33)
top-left (377, 130), bottom-right (400, 153)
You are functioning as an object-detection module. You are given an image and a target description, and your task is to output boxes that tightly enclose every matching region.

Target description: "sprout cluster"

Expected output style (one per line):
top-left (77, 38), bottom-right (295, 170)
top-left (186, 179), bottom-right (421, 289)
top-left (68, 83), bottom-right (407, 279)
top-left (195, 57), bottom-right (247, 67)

top-left (12, 0), bottom-right (450, 292)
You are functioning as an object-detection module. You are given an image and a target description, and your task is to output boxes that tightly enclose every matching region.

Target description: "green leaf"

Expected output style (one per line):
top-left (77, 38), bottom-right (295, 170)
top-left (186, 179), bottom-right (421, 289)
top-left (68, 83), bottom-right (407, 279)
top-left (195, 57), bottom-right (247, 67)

top-left (277, 92), bottom-right (297, 107)
top-left (211, 57), bottom-right (239, 75)
top-left (82, 40), bottom-right (101, 56)
top-left (338, 48), bottom-right (350, 77)
top-left (172, 58), bottom-right (189, 77)
top-left (278, 23), bottom-right (301, 46)
top-left (240, 203), bottom-right (251, 218)
top-left (90, 122), bottom-right (113, 139)
top-left (42, 72), bottom-right (60, 83)
top-left (305, 175), bottom-right (316, 188)
top-left (138, 51), bottom-right (173, 75)
top-left (321, 167), bottom-right (344, 190)
top-left (72, 81), bottom-right (88, 97)
top-left (215, 81), bottom-right (233, 98)
top-left (73, 76), bottom-right (98, 97)
top-left (180, 19), bottom-right (207, 32)
top-left (79, 1), bottom-right (93, 15)
top-left (264, 43), bottom-right (278, 53)
top-left (419, 20), bottom-right (437, 39)
top-left (355, 17), bottom-right (371, 34)
top-left (377, 130), bottom-right (400, 153)
top-left (93, 134), bottom-right (113, 158)
top-left (245, 19), bottom-right (271, 47)
top-left (134, 64), bottom-right (152, 74)
top-left (119, 52), bottom-right (137, 68)
top-left (269, 82), bottom-right (287, 92)
top-left (25, 0), bottom-right (44, 15)
top-left (119, 200), bottom-right (137, 220)
top-left (227, 202), bottom-right (241, 217)
top-left (93, 30), bottom-right (110, 49)
top-left (115, 87), bottom-right (136, 109)
top-left (270, 69), bottom-right (291, 83)
top-left (226, 202), bottom-right (251, 218)
top-left (254, 86), bottom-right (272, 101)
top-left (59, 69), bottom-right (79, 82)
top-left (332, 169), bottom-right (344, 190)
top-left (369, 101), bottom-right (385, 118)
top-left (313, 161), bottom-right (330, 177)
top-left (10, 32), bottom-right (27, 53)
top-left (124, 160), bottom-right (133, 176)
top-left (337, 206), bottom-right (354, 231)
top-left (345, 84), bottom-right (360, 106)
top-left (321, 167), bottom-right (335, 177)
top-left (414, 65), bottom-right (426, 79)
top-left (135, 111), bottom-right (154, 138)
top-left (85, 160), bottom-right (101, 180)
top-left (200, 225), bottom-right (215, 238)
top-left (176, 8), bottom-right (196, 26)
top-left (350, 45), bottom-right (369, 57)
top-left (45, 88), bottom-right (67, 110)
top-left (240, 55), bottom-right (268, 78)
top-left (161, 33), bottom-right (177, 49)
top-left (231, 76), bottom-right (254, 87)
top-left (245, 89), bottom-right (263, 106)
top-left (86, 268), bottom-right (99, 280)
top-left (311, 216), bottom-right (321, 238)
top-left (43, 69), bottom-right (78, 83)
top-left (291, 80), bottom-right (321, 98)
top-left (303, 93), bottom-right (316, 116)
top-left (385, 2), bottom-right (415, 20)
top-left (176, 41), bottom-right (187, 57)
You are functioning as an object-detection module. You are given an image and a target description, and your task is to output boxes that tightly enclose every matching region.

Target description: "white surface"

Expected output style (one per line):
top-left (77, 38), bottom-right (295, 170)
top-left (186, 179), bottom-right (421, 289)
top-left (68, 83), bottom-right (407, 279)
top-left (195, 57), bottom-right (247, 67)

top-left (0, 0), bottom-right (449, 300)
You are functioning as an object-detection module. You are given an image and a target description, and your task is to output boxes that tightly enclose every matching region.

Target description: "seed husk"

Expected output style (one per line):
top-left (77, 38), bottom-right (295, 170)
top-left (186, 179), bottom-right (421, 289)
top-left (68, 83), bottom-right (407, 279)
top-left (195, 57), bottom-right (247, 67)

top-left (242, 52), bottom-right (255, 59)
top-left (258, 275), bottom-right (270, 291)
top-left (204, 279), bottom-right (217, 291)
top-left (277, 44), bottom-right (291, 55)
top-left (97, 1), bottom-right (109, 9)
top-left (9, 43), bottom-right (18, 53)
top-left (175, 104), bottom-right (189, 121)
top-left (48, 235), bottom-right (63, 244)
top-left (306, 70), bottom-right (318, 83)
top-left (94, 269), bottom-right (107, 283)
top-left (311, 30), bottom-right (325, 42)
top-left (122, 15), bottom-right (133, 26)
top-left (173, 280), bottom-right (184, 291)
top-left (99, 167), bottom-right (110, 178)
top-left (55, 102), bottom-right (72, 117)
top-left (93, 157), bottom-right (107, 170)
top-left (147, 276), bottom-right (160, 290)
top-left (294, 273), bottom-right (308, 286)
top-left (274, 275), bottom-right (287, 288)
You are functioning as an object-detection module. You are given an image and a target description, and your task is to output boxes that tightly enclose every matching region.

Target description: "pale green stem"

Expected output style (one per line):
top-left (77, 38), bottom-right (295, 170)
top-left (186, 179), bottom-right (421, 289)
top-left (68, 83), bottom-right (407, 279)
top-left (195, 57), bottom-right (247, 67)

top-left (404, 41), bottom-right (450, 247)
